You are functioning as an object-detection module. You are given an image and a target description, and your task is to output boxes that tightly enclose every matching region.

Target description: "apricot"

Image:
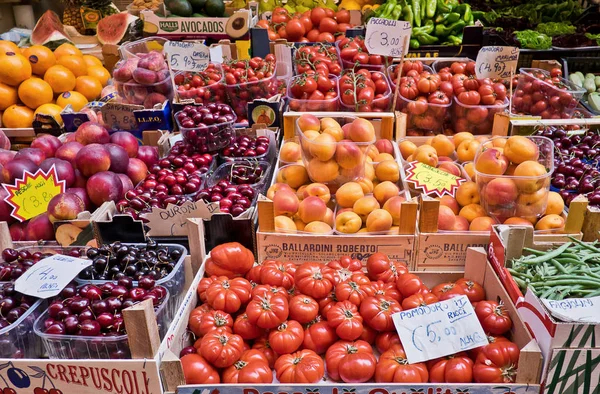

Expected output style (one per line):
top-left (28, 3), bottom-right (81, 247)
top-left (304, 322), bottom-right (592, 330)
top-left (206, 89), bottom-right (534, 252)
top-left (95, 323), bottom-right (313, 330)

top-left (463, 162), bottom-right (475, 180)
top-left (353, 196), bottom-right (380, 223)
top-left (431, 134), bottom-right (455, 157)
top-left (469, 216), bottom-right (495, 232)
top-left (516, 188), bottom-right (548, 218)
top-left (437, 205), bottom-right (457, 230)
top-left (513, 161), bottom-right (548, 193)
top-left (323, 208), bottom-right (334, 227)
top-left (374, 153), bottom-right (394, 162)
top-left (355, 177), bottom-right (374, 194)
top-left (440, 195), bottom-right (460, 215)
top-left (273, 189), bottom-right (300, 217)
top-left (364, 162), bottom-right (375, 181)
top-left (437, 162), bottom-right (461, 177)
top-left (375, 139), bottom-right (394, 155)
top-left (280, 141), bottom-right (302, 163)
top-left (413, 145), bottom-right (438, 167)
top-left (307, 159), bottom-right (339, 183)
top-left (323, 127), bottom-right (344, 142)
top-left (453, 132), bottom-right (475, 148)
top-left (399, 140), bottom-right (417, 160)
top-left (348, 118), bottom-right (376, 142)
top-left (366, 209), bottom-right (393, 232)
top-left (545, 191), bottom-right (564, 216)
top-left (455, 181), bottom-right (480, 207)
top-left (297, 114), bottom-right (321, 133)
top-left (298, 196), bottom-right (328, 223)
top-left (375, 160), bottom-right (400, 182)
top-left (301, 129), bottom-right (320, 152)
top-left (277, 165), bottom-right (310, 189)
top-left (335, 140), bottom-right (363, 170)
top-left (294, 218), bottom-right (306, 231)
top-left (456, 139), bottom-right (481, 162)
top-left (320, 117), bottom-right (342, 132)
top-left (459, 203), bottom-right (487, 223)
top-left (503, 217), bottom-right (533, 227)
top-left (483, 178), bottom-right (518, 206)
top-left (475, 148), bottom-right (509, 175)
top-left (335, 182), bottom-right (365, 208)
top-left (383, 195), bottom-right (405, 225)
top-left (335, 211), bottom-right (362, 234)
top-left (304, 221), bottom-right (332, 233)
top-left (452, 215), bottom-right (470, 231)
top-left (275, 216), bottom-right (297, 232)
top-left (535, 214), bottom-right (565, 231)
top-left (373, 181), bottom-right (399, 206)
top-left (303, 183), bottom-right (331, 204)
top-left (504, 136), bottom-right (539, 164)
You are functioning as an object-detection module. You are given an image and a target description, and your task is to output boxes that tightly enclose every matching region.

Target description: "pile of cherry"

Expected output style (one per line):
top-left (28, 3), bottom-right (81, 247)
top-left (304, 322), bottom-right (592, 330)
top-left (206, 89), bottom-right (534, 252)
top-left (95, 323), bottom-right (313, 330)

top-left (537, 126), bottom-right (600, 206)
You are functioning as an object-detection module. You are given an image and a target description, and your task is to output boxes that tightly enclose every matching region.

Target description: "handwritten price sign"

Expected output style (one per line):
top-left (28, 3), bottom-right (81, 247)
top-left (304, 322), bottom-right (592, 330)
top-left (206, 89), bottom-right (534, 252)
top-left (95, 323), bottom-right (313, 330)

top-left (542, 296), bottom-right (600, 323)
top-left (15, 254), bottom-right (92, 298)
top-left (475, 46), bottom-right (519, 79)
top-left (164, 41), bottom-right (210, 72)
top-left (365, 18), bottom-right (411, 57)
top-left (3, 166), bottom-right (65, 221)
top-left (392, 295), bottom-right (488, 363)
top-left (405, 161), bottom-right (465, 197)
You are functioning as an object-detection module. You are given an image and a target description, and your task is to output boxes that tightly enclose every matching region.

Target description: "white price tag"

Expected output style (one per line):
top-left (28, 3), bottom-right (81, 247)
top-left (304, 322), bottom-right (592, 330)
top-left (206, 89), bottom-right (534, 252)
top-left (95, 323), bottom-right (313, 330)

top-left (542, 296), bottom-right (600, 324)
top-left (475, 46), bottom-right (519, 79)
top-left (365, 18), bottom-right (411, 57)
top-left (164, 41), bottom-right (210, 72)
top-left (392, 295), bottom-right (488, 363)
top-left (14, 255), bottom-right (92, 299)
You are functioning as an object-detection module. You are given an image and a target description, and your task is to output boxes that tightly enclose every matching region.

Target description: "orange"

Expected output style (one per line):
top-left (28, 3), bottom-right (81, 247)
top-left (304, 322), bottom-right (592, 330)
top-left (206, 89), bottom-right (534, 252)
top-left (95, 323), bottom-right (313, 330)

top-left (86, 66), bottom-right (110, 87)
top-left (18, 78), bottom-right (54, 109)
top-left (0, 40), bottom-right (19, 55)
top-left (57, 55), bottom-right (88, 77)
top-left (0, 83), bottom-right (18, 111)
top-left (35, 103), bottom-right (63, 125)
top-left (0, 53), bottom-right (32, 86)
top-left (53, 43), bottom-right (82, 58)
top-left (56, 91), bottom-right (88, 112)
top-left (2, 104), bottom-right (34, 128)
top-left (22, 45), bottom-right (56, 76)
top-left (83, 55), bottom-right (103, 68)
top-left (44, 65), bottom-right (76, 94)
top-left (75, 76), bottom-right (102, 101)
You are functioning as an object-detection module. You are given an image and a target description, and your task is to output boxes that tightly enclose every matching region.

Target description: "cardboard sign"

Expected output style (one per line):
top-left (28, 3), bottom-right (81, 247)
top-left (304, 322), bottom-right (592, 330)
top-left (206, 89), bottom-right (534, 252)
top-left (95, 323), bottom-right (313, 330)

top-left (14, 254), bottom-right (92, 298)
top-left (101, 102), bottom-right (141, 131)
top-left (141, 200), bottom-right (220, 236)
top-left (475, 46), bottom-right (519, 79)
top-left (542, 296), bottom-right (600, 324)
top-left (393, 295), bottom-right (488, 363)
top-left (405, 161), bottom-right (465, 197)
top-left (3, 166), bottom-right (66, 221)
top-left (164, 41), bottom-right (210, 72)
top-left (365, 18), bottom-right (411, 57)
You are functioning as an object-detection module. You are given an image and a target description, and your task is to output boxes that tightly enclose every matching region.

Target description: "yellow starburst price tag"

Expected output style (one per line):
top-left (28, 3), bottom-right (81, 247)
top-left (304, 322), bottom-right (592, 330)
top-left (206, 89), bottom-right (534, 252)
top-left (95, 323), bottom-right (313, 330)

top-left (405, 161), bottom-right (466, 197)
top-left (3, 167), bottom-right (66, 221)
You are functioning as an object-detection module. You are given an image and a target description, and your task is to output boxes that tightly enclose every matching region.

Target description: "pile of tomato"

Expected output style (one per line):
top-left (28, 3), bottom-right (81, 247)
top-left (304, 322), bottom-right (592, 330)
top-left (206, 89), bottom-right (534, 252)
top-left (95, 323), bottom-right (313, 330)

top-left (255, 7), bottom-right (353, 43)
top-left (338, 36), bottom-right (391, 72)
top-left (339, 69), bottom-right (391, 112)
top-left (294, 43), bottom-right (342, 76)
top-left (174, 64), bottom-right (226, 105)
top-left (435, 60), bottom-right (477, 79)
top-left (288, 72), bottom-right (339, 112)
top-left (180, 243), bottom-right (521, 385)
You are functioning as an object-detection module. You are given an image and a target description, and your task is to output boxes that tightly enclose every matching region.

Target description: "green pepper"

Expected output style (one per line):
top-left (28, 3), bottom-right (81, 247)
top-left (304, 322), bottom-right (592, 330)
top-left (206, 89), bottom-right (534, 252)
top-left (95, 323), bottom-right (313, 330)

top-left (446, 12), bottom-right (460, 23)
top-left (379, 0), bottom-right (397, 18)
top-left (420, 0), bottom-right (426, 20)
top-left (435, 13), bottom-right (449, 24)
top-left (445, 0), bottom-right (459, 8)
top-left (412, 22), bottom-right (434, 36)
top-left (436, 0), bottom-right (451, 13)
top-left (426, 0), bottom-right (436, 18)
top-left (462, 3), bottom-right (472, 24)
top-left (410, 38), bottom-right (420, 49)
top-left (445, 35), bottom-right (462, 45)
top-left (472, 10), bottom-right (485, 22)
top-left (391, 5), bottom-right (403, 19)
top-left (434, 19), bottom-right (465, 37)
top-left (412, 0), bottom-right (421, 27)
top-left (403, 4), bottom-right (413, 25)
top-left (416, 32), bottom-right (439, 45)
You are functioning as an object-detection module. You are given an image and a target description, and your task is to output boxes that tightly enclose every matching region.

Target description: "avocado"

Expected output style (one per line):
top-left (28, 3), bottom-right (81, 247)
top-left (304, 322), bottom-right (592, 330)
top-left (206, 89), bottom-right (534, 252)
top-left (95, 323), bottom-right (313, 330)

top-left (192, 12), bottom-right (205, 17)
top-left (167, 0), bottom-right (193, 17)
top-left (189, 0), bottom-right (207, 13)
top-left (225, 11), bottom-right (249, 38)
top-left (205, 0), bottom-right (225, 17)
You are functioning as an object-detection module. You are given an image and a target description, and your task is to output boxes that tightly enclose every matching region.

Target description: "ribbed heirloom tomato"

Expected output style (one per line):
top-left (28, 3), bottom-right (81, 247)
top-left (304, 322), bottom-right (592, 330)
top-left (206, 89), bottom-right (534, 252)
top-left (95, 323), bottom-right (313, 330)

top-left (366, 252), bottom-right (408, 282)
top-left (294, 262), bottom-right (335, 299)
top-left (327, 256), bottom-right (363, 284)
top-left (375, 344), bottom-right (429, 383)
top-left (204, 276), bottom-right (252, 313)
top-left (181, 354), bottom-right (220, 384)
top-left (475, 301), bottom-right (513, 335)
top-left (365, 280), bottom-right (403, 302)
top-left (259, 260), bottom-right (296, 289)
top-left (303, 317), bottom-right (338, 354)
top-left (199, 329), bottom-right (245, 368)
top-left (473, 342), bottom-right (520, 383)
top-left (275, 349), bottom-right (325, 383)
top-left (359, 295), bottom-right (402, 332)
top-left (197, 309), bottom-right (233, 336)
top-left (269, 320), bottom-right (304, 354)
top-left (455, 278), bottom-right (485, 302)
top-left (334, 273), bottom-right (370, 306)
top-left (326, 300), bottom-right (364, 340)
top-left (288, 294), bottom-right (319, 324)
top-left (252, 337), bottom-right (277, 368)
top-left (375, 332), bottom-right (401, 353)
top-left (401, 292), bottom-right (439, 310)
top-left (233, 313), bottom-right (264, 340)
top-left (246, 291), bottom-right (289, 329)
top-left (325, 340), bottom-right (376, 383)
top-left (428, 352), bottom-right (474, 383)
top-left (222, 349), bottom-right (272, 383)
top-left (251, 284), bottom-right (289, 300)
top-left (205, 242), bottom-right (254, 278)
top-left (396, 273), bottom-right (426, 298)
top-left (431, 282), bottom-right (467, 301)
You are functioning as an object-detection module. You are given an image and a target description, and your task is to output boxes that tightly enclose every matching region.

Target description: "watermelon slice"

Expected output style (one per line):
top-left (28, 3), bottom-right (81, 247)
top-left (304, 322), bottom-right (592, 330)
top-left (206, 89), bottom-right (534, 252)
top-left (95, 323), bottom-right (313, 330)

top-left (97, 12), bottom-right (142, 46)
top-left (30, 10), bottom-right (72, 49)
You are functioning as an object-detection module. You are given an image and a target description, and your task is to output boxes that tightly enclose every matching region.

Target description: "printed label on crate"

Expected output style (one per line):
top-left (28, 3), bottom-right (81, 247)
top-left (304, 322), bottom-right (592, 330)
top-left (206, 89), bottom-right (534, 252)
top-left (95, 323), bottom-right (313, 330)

top-left (475, 46), bottom-right (519, 79)
top-left (405, 161), bottom-right (465, 197)
top-left (365, 18), bottom-right (411, 57)
top-left (392, 295), bottom-right (488, 363)
top-left (2, 166), bottom-right (66, 222)
top-left (541, 296), bottom-right (600, 323)
top-left (164, 41), bottom-right (210, 72)
top-left (14, 254), bottom-right (92, 298)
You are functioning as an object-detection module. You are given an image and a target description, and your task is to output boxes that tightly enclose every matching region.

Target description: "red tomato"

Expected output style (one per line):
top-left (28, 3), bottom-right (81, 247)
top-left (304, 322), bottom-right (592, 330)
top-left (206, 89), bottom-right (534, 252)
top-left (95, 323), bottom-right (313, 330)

top-left (396, 273), bottom-right (426, 298)
top-left (417, 75), bottom-right (441, 94)
top-left (181, 354), bottom-right (220, 384)
top-left (205, 242), bottom-right (254, 278)
top-left (246, 292), bottom-right (289, 329)
top-left (439, 81), bottom-right (454, 98)
top-left (269, 320), bottom-right (304, 354)
top-left (400, 80), bottom-right (419, 100)
top-left (306, 29), bottom-right (320, 42)
top-left (463, 76), bottom-right (480, 91)
top-left (359, 325), bottom-right (377, 344)
top-left (197, 309), bottom-right (234, 336)
top-left (403, 60), bottom-right (424, 74)
top-left (375, 344), bottom-right (429, 382)
top-left (478, 84), bottom-right (497, 105)
top-left (197, 276), bottom-right (217, 302)
top-left (319, 17), bottom-right (338, 34)
top-left (199, 330), bottom-right (245, 368)
top-left (475, 301), bottom-right (512, 335)
top-left (299, 16), bottom-right (313, 32)
top-left (359, 295), bottom-right (402, 331)
top-left (458, 91), bottom-right (481, 105)
top-left (364, 280), bottom-right (402, 302)
top-left (369, 55), bottom-right (383, 65)
top-left (375, 332), bottom-right (401, 353)
top-left (303, 318), bottom-right (338, 354)
top-left (275, 349), bottom-right (324, 383)
top-left (310, 7), bottom-right (326, 26)
top-left (188, 304), bottom-right (213, 336)
top-left (336, 9), bottom-right (351, 24)
top-left (366, 252), bottom-right (408, 282)
top-left (318, 291), bottom-right (337, 316)
top-left (451, 73), bottom-right (467, 95)
top-left (294, 262), bottom-right (335, 299)
top-left (252, 284), bottom-right (289, 300)
top-left (438, 70), bottom-right (452, 81)
top-left (326, 300), bottom-right (364, 340)
top-left (259, 261), bottom-right (296, 289)
top-left (455, 278), bottom-right (485, 302)
top-left (327, 256), bottom-right (363, 284)
top-left (550, 67), bottom-right (562, 78)
top-left (401, 292), bottom-right (439, 310)
top-left (205, 276), bottom-right (252, 313)
top-left (431, 282), bottom-right (467, 301)
top-left (286, 19), bottom-right (306, 42)
top-left (428, 91), bottom-right (450, 105)
top-left (325, 340), bottom-right (376, 383)
top-left (407, 97), bottom-right (429, 116)
top-left (289, 295), bottom-right (319, 324)
top-left (318, 32), bottom-right (335, 43)
top-left (473, 342), bottom-right (520, 383)
top-left (428, 353), bottom-right (474, 383)
top-left (252, 337), bottom-right (277, 368)
top-left (222, 350), bottom-right (272, 383)
top-left (465, 61), bottom-right (476, 75)
top-left (450, 62), bottom-right (467, 75)
top-left (466, 107), bottom-right (489, 123)
top-left (334, 273), bottom-right (370, 306)
top-left (469, 335), bottom-right (510, 360)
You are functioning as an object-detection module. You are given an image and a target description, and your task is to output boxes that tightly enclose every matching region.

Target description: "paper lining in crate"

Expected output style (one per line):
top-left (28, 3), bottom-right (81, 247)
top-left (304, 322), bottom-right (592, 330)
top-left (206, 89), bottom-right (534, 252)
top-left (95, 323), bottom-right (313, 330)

top-left (156, 246), bottom-right (542, 394)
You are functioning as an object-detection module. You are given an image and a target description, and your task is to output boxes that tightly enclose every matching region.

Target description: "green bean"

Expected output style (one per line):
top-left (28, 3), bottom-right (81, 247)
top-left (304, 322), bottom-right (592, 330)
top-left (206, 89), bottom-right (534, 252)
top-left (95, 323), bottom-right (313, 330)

top-left (581, 253), bottom-right (600, 262)
top-left (540, 287), bottom-right (556, 299)
top-left (569, 236), bottom-right (600, 253)
top-left (508, 268), bottom-right (534, 280)
top-left (556, 257), bottom-right (586, 266)
top-left (523, 247), bottom-right (546, 256)
top-left (560, 253), bottom-right (585, 260)
top-left (530, 279), bottom-right (600, 287)
top-left (520, 243), bottom-right (572, 264)
top-left (587, 289), bottom-right (600, 297)
top-left (549, 259), bottom-right (569, 274)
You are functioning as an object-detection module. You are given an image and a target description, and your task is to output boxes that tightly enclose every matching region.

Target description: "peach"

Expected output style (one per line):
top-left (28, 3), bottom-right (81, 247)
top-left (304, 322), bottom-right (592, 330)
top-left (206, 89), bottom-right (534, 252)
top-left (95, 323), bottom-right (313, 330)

top-left (413, 145), bottom-right (438, 167)
top-left (484, 178), bottom-right (518, 206)
top-left (348, 118), bottom-right (376, 142)
top-left (298, 196), bottom-right (328, 223)
top-left (437, 162), bottom-right (461, 177)
top-left (304, 221), bottom-right (332, 234)
top-left (459, 203), bottom-right (487, 223)
top-left (323, 127), bottom-right (344, 142)
top-left (440, 195), bottom-right (460, 215)
top-left (373, 181), bottom-right (399, 206)
top-left (383, 195), bottom-right (405, 225)
top-left (366, 209), bottom-right (393, 232)
top-left (275, 216), bottom-right (297, 232)
top-left (469, 216), bottom-right (495, 232)
top-left (504, 136), bottom-right (539, 164)
top-left (375, 160), bottom-right (400, 182)
top-left (475, 148), bottom-right (509, 175)
top-left (431, 135), bottom-right (455, 157)
top-left (374, 153), bottom-right (394, 162)
top-left (492, 138), bottom-right (507, 149)
top-left (452, 215), bottom-right (470, 231)
top-left (303, 183), bottom-right (331, 204)
top-left (336, 182), bottom-right (364, 208)
top-left (335, 140), bottom-right (363, 169)
top-left (277, 165), bottom-right (310, 189)
top-left (323, 208), bottom-right (334, 227)
top-left (297, 114), bottom-right (321, 133)
top-left (310, 133), bottom-right (337, 161)
top-left (294, 218), bottom-right (306, 231)
top-left (545, 191), bottom-right (564, 216)
top-left (375, 139), bottom-right (394, 155)
top-left (399, 140), bottom-right (417, 160)
top-left (457, 139), bottom-right (481, 162)
top-left (356, 177), bottom-right (374, 194)
top-left (513, 161), bottom-right (548, 193)
top-left (267, 183), bottom-right (293, 200)
top-left (307, 159), bottom-right (339, 183)
top-left (335, 211), bottom-right (362, 233)
top-left (280, 141), bottom-right (302, 162)
top-left (437, 205), bottom-right (457, 230)
top-left (273, 189), bottom-right (300, 216)
top-left (456, 181), bottom-right (480, 207)
top-left (535, 214), bottom-right (565, 231)
top-left (453, 132), bottom-right (475, 148)
top-left (463, 162), bottom-right (475, 180)
top-left (353, 196), bottom-right (380, 223)
top-left (321, 117), bottom-right (342, 132)
top-left (301, 129), bottom-right (321, 152)
top-left (504, 217), bottom-right (534, 227)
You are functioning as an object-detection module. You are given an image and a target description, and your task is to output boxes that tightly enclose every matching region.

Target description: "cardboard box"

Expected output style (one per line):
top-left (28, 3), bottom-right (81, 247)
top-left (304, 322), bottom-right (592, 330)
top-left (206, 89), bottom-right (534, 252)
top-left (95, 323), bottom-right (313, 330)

top-left (157, 246), bottom-right (542, 393)
top-left (582, 204), bottom-right (600, 242)
top-left (492, 113), bottom-right (600, 137)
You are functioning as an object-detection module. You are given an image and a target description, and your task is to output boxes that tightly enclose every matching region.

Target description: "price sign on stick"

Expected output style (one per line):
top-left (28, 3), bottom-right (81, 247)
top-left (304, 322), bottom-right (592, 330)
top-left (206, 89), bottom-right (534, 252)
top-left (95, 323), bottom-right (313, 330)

top-left (164, 41), bottom-right (210, 72)
top-left (15, 255), bottom-right (92, 298)
top-left (393, 295), bottom-right (488, 363)
top-left (365, 18), bottom-right (411, 57)
top-left (405, 161), bottom-right (465, 197)
top-left (475, 46), bottom-right (519, 79)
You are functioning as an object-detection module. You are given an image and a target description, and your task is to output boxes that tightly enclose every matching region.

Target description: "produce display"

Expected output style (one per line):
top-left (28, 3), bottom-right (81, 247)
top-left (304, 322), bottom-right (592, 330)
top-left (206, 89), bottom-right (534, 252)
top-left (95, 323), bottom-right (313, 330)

top-left (164, 0), bottom-right (226, 17)
top-left (568, 69), bottom-right (600, 113)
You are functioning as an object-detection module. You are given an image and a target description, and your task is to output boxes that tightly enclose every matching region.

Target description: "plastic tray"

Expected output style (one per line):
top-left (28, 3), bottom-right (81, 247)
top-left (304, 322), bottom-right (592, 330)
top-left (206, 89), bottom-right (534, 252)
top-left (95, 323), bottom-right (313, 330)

top-left (0, 296), bottom-right (46, 359)
top-left (431, 57), bottom-right (475, 74)
top-left (207, 160), bottom-right (272, 196)
top-left (219, 132), bottom-right (277, 164)
top-left (293, 42), bottom-right (342, 76)
top-left (225, 65), bottom-right (280, 119)
top-left (120, 37), bottom-right (170, 59)
top-left (288, 74), bottom-right (339, 112)
top-left (115, 72), bottom-right (173, 108)
top-left (339, 71), bottom-right (391, 112)
top-left (33, 286), bottom-right (170, 359)
top-left (452, 97), bottom-right (509, 135)
top-left (397, 94), bottom-right (451, 134)
top-left (174, 65), bottom-right (227, 105)
top-left (174, 109), bottom-right (237, 152)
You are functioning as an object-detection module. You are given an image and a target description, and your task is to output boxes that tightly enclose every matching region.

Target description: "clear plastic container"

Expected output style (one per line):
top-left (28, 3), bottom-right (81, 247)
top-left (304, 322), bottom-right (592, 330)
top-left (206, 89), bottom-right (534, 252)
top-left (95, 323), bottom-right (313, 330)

top-left (334, 193), bottom-right (407, 235)
top-left (288, 74), bottom-right (339, 112)
top-left (207, 160), bottom-right (271, 196)
top-left (115, 71), bottom-right (173, 108)
top-left (120, 37), bottom-right (170, 59)
top-left (225, 66), bottom-right (280, 120)
top-left (293, 43), bottom-right (342, 76)
top-left (296, 116), bottom-right (375, 188)
top-left (431, 57), bottom-right (475, 74)
top-left (452, 97), bottom-right (509, 135)
top-left (474, 136), bottom-right (554, 222)
top-left (174, 109), bottom-right (236, 152)
top-left (338, 71), bottom-right (391, 112)
top-left (174, 64), bottom-right (227, 105)
top-left (340, 58), bottom-right (386, 73)
top-left (397, 94), bottom-right (451, 134)
top-left (512, 68), bottom-right (586, 119)
top-left (34, 286), bottom-right (170, 359)
top-left (387, 63), bottom-right (434, 85)
top-left (220, 132), bottom-right (277, 164)
top-left (0, 297), bottom-right (45, 359)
